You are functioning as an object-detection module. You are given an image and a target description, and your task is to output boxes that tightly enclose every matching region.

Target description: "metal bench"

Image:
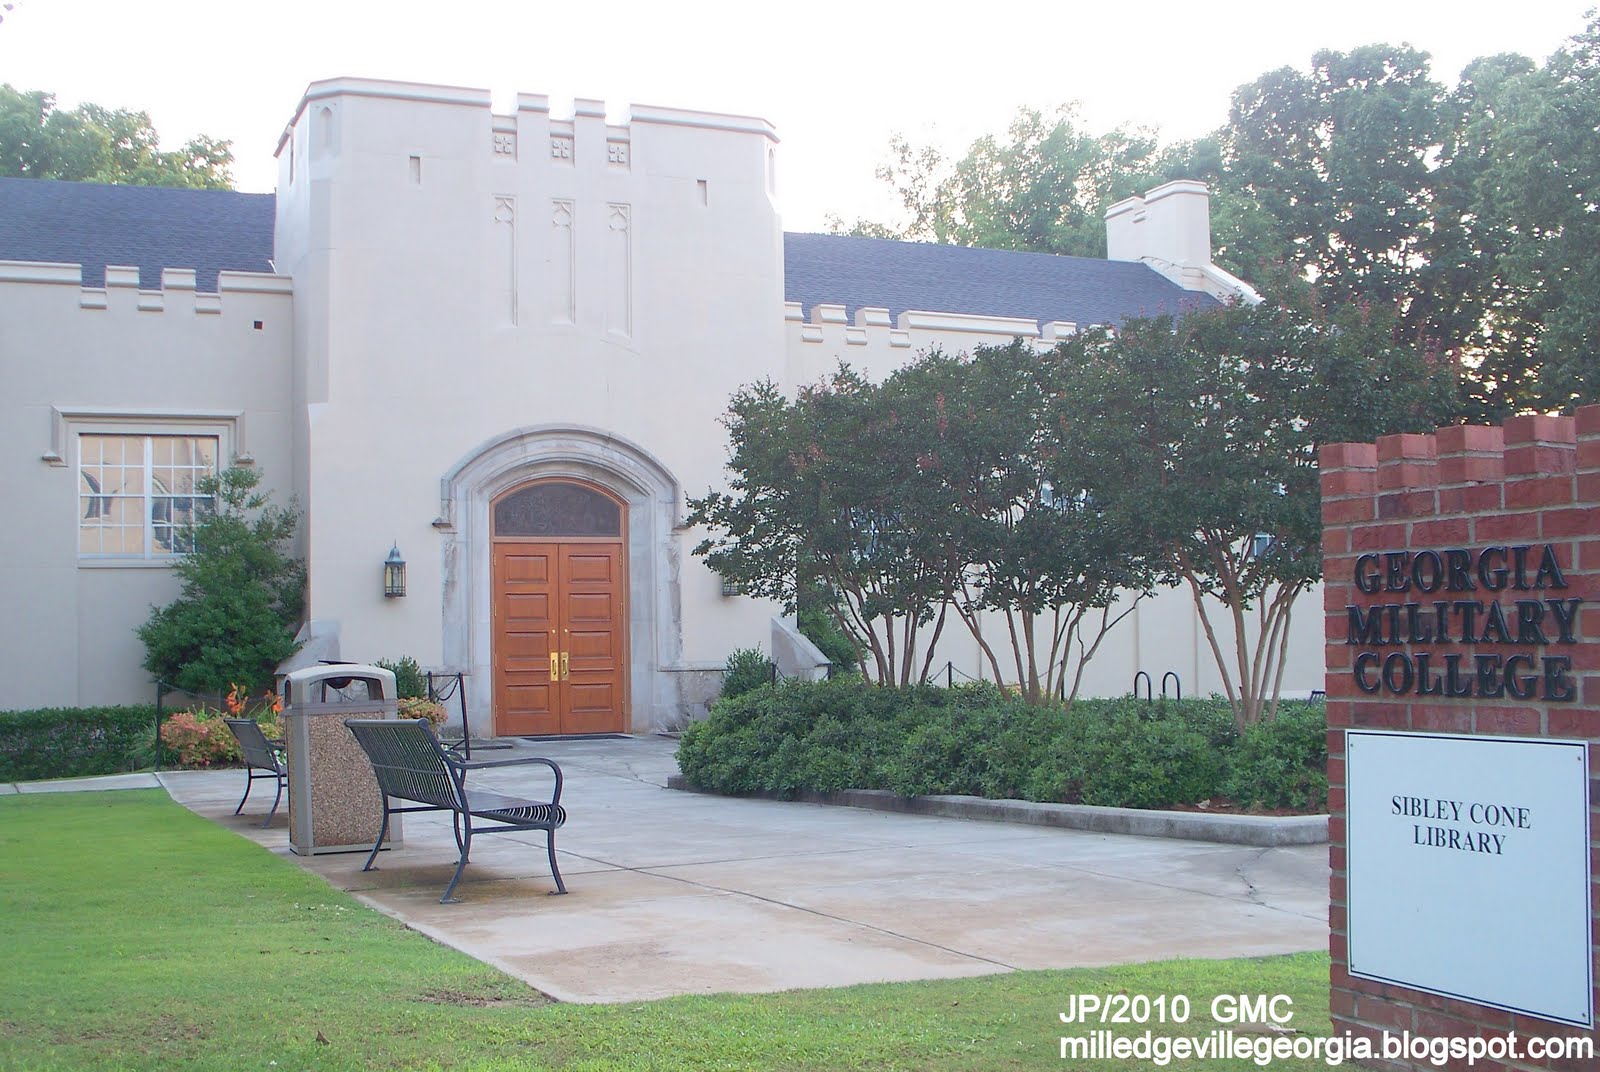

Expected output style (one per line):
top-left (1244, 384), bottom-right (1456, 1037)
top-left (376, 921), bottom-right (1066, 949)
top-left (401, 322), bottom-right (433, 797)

top-left (223, 717), bottom-right (287, 828)
top-left (343, 718), bottom-right (568, 904)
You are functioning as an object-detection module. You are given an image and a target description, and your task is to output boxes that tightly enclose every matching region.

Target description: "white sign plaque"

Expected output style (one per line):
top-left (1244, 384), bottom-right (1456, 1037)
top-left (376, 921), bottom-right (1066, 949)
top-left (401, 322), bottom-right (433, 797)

top-left (1346, 730), bottom-right (1593, 1028)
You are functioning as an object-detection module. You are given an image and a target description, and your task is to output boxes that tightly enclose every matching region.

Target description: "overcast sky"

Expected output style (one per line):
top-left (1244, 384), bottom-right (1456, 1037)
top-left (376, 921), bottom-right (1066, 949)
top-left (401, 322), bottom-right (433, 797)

top-left (0, 1), bottom-right (1590, 232)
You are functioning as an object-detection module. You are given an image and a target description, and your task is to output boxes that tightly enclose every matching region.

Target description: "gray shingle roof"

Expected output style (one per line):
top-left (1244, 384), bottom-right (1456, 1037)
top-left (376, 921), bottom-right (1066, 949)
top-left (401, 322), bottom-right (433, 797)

top-left (0, 177), bottom-right (275, 291)
top-left (0, 179), bottom-right (1216, 326)
top-left (784, 232), bottom-right (1217, 328)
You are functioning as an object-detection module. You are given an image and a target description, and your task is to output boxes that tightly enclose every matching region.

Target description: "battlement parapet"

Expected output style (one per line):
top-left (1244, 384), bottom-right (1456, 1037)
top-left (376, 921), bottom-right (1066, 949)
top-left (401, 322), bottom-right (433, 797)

top-left (785, 300), bottom-right (1082, 351)
top-left (0, 260), bottom-right (292, 314)
top-left (279, 77), bottom-right (775, 170)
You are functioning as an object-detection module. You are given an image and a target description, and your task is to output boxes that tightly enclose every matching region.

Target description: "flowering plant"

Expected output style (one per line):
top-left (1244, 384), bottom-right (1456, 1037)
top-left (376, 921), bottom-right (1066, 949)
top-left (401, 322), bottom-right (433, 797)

top-left (159, 710), bottom-right (240, 767)
top-left (161, 684), bottom-right (285, 768)
top-left (227, 683), bottom-right (283, 717)
top-left (397, 697), bottom-right (448, 727)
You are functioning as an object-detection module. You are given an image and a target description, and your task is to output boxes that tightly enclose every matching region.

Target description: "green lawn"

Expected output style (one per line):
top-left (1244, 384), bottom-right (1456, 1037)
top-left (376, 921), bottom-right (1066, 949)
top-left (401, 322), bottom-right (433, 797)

top-left (0, 791), bottom-right (1335, 1071)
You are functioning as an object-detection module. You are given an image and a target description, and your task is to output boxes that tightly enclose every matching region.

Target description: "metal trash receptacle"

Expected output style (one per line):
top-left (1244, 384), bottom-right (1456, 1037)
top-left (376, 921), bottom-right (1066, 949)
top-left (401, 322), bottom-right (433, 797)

top-left (280, 664), bottom-right (399, 856)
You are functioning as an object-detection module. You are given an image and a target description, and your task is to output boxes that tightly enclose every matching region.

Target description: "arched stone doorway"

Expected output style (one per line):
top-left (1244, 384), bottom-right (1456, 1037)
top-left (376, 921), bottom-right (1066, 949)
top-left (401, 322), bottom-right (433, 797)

top-left (435, 425), bottom-right (684, 735)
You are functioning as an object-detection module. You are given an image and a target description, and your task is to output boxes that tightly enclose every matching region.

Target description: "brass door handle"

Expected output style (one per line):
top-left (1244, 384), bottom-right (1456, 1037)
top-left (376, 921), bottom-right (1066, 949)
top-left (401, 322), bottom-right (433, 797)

top-left (549, 652), bottom-right (560, 681)
top-left (560, 651), bottom-right (570, 680)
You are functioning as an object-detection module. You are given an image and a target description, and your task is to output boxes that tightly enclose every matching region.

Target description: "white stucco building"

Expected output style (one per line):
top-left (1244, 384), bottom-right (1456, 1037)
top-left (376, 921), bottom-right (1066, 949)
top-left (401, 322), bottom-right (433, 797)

top-left (0, 78), bottom-right (1318, 733)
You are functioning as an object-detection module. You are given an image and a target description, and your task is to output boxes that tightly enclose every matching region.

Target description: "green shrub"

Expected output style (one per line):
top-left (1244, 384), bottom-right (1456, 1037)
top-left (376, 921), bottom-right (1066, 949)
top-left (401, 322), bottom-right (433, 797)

top-left (1063, 700), bottom-right (1228, 809)
top-left (798, 607), bottom-right (858, 672)
top-left (137, 467), bottom-right (304, 695)
top-left (0, 706), bottom-right (157, 781)
top-left (720, 647), bottom-right (776, 701)
top-left (1223, 701), bottom-right (1329, 810)
top-left (676, 682), bottom-right (1326, 812)
top-left (377, 657), bottom-right (427, 699)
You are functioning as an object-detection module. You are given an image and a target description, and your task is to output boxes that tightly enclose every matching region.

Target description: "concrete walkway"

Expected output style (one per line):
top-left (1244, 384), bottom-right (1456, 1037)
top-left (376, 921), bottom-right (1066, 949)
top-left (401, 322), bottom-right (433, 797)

top-left (38, 737), bottom-right (1331, 1003)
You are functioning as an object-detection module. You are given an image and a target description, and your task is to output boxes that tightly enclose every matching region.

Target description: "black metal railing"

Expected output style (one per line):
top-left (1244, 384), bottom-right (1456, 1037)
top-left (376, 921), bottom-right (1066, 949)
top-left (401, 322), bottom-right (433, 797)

top-left (425, 671), bottom-right (472, 760)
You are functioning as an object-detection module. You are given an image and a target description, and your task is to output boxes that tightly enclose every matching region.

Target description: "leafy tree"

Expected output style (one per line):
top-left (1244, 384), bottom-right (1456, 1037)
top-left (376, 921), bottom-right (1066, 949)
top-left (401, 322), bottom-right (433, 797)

top-left (1218, 44), bottom-right (1444, 312)
top-left (842, 33), bottom-right (1600, 418)
top-left (829, 106), bottom-right (1167, 258)
top-left (1413, 52), bottom-right (1540, 421)
top-left (0, 84), bottom-right (234, 188)
top-left (1423, 24), bottom-right (1600, 417)
top-left (1069, 298), bottom-right (1454, 729)
top-left (690, 345), bottom-right (1161, 703)
top-left (886, 342), bottom-right (1156, 705)
top-left (138, 468), bottom-right (304, 696)
top-left (688, 373), bottom-right (952, 687)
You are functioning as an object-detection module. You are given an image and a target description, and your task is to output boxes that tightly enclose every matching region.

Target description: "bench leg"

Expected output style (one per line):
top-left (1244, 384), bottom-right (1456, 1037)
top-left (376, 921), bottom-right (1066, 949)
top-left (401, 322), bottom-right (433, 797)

top-left (262, 773), bottom-right (284, 829)
top-left (361, 808), bottom-right (391, 873)
top-left (233, 770), bottom-right (254, 816)
top-left (546, 828), bottom-right (567, 895)
top-left (440, 824), bottom-right (472, 904)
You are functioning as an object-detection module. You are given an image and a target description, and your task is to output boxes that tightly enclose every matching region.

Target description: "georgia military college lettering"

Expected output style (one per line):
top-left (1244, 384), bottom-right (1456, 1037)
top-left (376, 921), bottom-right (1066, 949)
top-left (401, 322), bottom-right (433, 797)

top-left (1345, 544), bottom-right (1582, 701)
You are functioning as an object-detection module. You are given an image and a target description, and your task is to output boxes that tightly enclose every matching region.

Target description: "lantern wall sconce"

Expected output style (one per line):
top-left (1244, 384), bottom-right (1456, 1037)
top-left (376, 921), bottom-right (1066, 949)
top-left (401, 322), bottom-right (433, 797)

top-left (383, 543), bottom-right (407, 598)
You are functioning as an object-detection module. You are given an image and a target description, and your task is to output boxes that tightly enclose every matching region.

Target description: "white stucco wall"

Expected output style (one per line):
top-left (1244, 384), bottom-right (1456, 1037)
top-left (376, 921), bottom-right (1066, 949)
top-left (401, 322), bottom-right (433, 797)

top-left (0, 263), bottom-right (294, 708)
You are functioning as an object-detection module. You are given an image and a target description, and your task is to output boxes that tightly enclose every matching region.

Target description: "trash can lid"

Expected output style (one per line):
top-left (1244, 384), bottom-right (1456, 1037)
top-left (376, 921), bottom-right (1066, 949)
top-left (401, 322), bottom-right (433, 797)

top-left (282, 663), bottom-right (398, 703)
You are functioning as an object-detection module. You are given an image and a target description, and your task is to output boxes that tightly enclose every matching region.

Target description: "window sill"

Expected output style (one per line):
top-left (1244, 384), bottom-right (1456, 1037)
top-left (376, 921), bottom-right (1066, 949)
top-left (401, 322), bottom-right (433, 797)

top-left (77, 558), bottom-right (182, 570)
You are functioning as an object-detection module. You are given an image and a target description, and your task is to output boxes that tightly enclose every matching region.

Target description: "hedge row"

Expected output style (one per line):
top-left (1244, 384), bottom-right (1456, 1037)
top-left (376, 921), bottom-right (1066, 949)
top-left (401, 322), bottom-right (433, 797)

top-left (0, 706), bottom-right (158, 782)
top-left (676, 680), bottom-right (1327, 812)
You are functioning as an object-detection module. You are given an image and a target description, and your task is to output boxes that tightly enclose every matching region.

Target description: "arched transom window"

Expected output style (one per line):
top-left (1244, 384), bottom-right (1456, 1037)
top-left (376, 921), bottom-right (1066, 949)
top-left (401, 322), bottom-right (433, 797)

top-left (493, 482), bottom-right (622, 538)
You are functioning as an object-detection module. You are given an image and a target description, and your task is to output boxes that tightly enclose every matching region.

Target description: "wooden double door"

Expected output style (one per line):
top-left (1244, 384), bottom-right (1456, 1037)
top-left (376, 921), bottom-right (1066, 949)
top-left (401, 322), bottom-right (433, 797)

top-left (491, 482), bottom-right (627, 736)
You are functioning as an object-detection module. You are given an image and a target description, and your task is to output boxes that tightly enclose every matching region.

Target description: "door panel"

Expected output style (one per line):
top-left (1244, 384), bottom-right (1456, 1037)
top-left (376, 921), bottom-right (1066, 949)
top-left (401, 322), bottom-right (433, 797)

top-left (503, 554), bottom-right (550, 582)
top-left (494, 545), bottom-right (560, 736)
top-left (494, 538), bottom-right (625, 736)
top-left (565, 552), bottom-right (616, 583)
top-left (558, 543), bottom-right (624, 734)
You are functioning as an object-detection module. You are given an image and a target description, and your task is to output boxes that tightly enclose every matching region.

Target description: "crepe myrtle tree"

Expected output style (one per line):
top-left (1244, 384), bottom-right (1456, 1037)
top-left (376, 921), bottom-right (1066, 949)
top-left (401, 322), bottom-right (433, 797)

top-left (687, 369), bottom-right (960, 688)
top-left (689, 347), bottom-right (1162, 702)
top-left (1068, 298), bottom-right (1454, 729)
top-left (886, 342), bottom-right (1157, 706)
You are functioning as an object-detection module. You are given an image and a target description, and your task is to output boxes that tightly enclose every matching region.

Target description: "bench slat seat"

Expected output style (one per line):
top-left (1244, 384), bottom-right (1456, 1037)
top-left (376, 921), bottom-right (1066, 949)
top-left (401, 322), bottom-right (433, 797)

top-left (344, 718), bottom-right (568, 903)
top-left (463, 791), bottom-right (567, 826)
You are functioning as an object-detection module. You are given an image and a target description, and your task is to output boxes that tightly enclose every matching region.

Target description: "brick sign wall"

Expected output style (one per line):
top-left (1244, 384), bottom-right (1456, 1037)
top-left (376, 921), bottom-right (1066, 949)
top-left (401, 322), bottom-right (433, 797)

top-left (1322, 407), bottom-right (1599, 1070)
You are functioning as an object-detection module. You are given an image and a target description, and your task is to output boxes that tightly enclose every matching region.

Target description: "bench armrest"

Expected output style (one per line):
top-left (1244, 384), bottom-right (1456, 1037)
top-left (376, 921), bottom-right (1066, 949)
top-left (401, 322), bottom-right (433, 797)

top-left (456, 755), bottom-right (563, 805)
top-left (459, 756), bottom-right (559, 772)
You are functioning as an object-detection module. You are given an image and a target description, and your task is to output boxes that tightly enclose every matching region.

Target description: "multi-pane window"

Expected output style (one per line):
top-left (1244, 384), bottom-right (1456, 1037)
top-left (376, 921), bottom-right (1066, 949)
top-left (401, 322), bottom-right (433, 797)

top-left (79, 434), bottom-right (219, 557)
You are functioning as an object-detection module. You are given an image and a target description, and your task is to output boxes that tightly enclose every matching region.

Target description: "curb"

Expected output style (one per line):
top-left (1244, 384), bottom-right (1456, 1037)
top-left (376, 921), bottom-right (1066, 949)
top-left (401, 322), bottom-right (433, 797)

top-left (665, 775), bottom-right (1327, 847)
top-left (10, 772), bottom-right (164, 794)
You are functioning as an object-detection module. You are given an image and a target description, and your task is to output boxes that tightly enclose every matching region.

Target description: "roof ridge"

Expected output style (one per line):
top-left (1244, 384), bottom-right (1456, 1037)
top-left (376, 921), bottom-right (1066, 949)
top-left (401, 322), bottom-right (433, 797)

top-left (782, 230), bottom-right (1117, 269)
